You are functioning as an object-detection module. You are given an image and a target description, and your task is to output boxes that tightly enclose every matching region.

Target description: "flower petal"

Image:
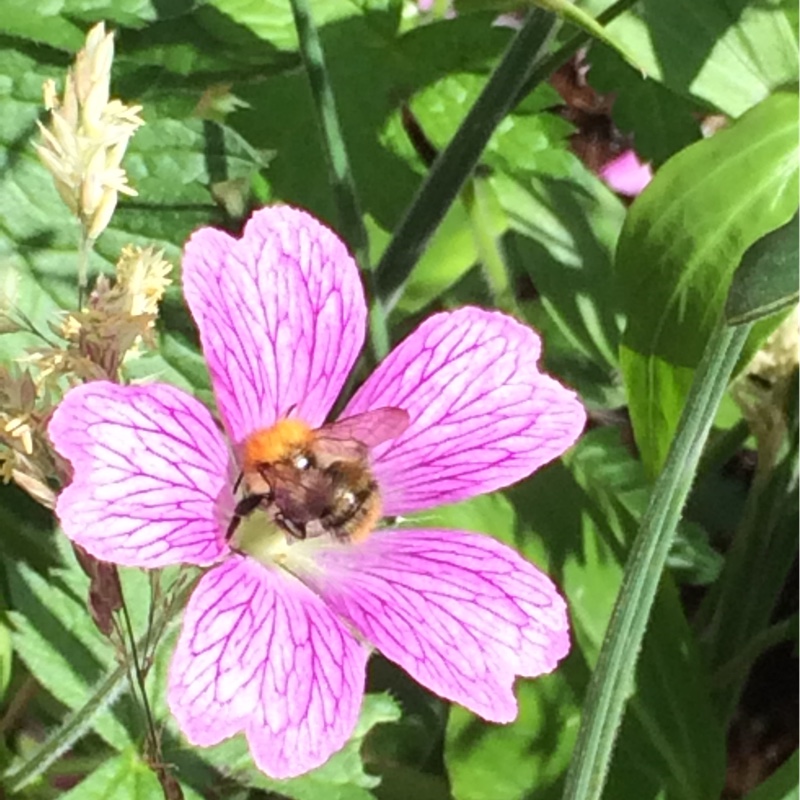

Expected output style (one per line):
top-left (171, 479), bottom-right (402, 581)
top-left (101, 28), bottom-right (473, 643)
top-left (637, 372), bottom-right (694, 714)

top-left (304, 528), bottom-right (569, 723)
top-left (168, 556), bottom-right (368, 779)
top-left (343, 308), bottom-right (586, 514)
top-left (49, 381), bottom-right (232, 568)
top-left (182, 205), bottom-right (367, 446)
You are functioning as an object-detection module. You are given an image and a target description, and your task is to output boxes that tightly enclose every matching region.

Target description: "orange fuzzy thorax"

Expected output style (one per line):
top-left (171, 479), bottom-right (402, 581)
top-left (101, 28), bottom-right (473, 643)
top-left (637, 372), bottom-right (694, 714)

top-left (243, 419), bottom-right (313, 471)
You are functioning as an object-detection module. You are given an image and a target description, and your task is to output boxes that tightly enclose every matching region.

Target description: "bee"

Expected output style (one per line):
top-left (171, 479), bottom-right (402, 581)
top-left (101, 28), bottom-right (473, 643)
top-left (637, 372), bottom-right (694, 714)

top-left (226, 407), bottom-right (409, 544)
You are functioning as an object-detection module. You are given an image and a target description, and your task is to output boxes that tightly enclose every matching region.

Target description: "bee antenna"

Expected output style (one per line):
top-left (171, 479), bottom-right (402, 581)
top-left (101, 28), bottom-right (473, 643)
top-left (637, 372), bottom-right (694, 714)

top-left (233, 472), bottom-right (243, 493)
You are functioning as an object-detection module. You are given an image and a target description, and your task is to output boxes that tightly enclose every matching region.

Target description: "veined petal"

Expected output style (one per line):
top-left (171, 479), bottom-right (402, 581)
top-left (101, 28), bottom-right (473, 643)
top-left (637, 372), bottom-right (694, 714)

top-left (343, 308), bottom-right (586, 515)
top-left (303, 528), bottom-right (569, 723)
top-left (182, 205), bottom-right (367, 447)
top-left (168, 556), bottom-right (368, 779)
top-left (49, 381), bottom-right (232, 568)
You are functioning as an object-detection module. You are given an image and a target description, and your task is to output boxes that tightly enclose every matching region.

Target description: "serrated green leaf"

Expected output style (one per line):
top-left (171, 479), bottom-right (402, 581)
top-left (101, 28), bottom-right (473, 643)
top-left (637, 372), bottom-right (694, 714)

top-left (59, 746), bottom-right (204, 800)
top-left (0, 43), bottom-right (263, 396)
top-left (726, 214), bottom-right (800, 325)
top-left (440, 429), bottom-right (725, 800)
top-left (617, 92), bottom-right (799, 477)
top-left (584, 0), bottom-right (798, 118)
top-left (191, 693), bottom-right (401, 800)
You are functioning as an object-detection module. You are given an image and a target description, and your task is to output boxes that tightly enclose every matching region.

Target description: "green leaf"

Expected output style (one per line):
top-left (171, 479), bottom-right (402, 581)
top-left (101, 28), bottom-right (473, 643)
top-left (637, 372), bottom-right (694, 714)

top-left (0, 42), bottom-right (263, 393)
top-left (588, 45), bottom-right (701, 165)
top-left (0, 0), bottom-right (196, 50)
top-left (206, 0), bottom-right (397, 54)
top-left (585, 0), bottom-right (799, 117)
top-left (441, 429), bottom-right (725, 800)
top-left (743, 752), bottom-right (799, 800)
top-left (6, 537), bottom-right (138, 751)
top-left (59, 747), bottom-right (203, 800)
top-left (191, 693), bottom-right (401, 800)
top-left (617, 92), bottom-right (799, 476)
top-left (726, 214), bottom-right (800, 325)
top-left (495, 167), bottom-right (626, 372)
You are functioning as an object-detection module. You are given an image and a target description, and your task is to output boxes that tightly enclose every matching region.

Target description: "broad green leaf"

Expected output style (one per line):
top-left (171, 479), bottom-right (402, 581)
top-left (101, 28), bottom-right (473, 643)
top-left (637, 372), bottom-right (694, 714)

top-left (191, 693), bottom-right (401, 800)
top-left (441, 429), bottom-right (725, 800)
top-left (743, 752), bottom-right (799, 800)
top-left (585, 0), bottom-right (798, 118)
top-left (726, 214), bottom-right (800, 325)
top-left (617, 92), bottom-right (799, 477)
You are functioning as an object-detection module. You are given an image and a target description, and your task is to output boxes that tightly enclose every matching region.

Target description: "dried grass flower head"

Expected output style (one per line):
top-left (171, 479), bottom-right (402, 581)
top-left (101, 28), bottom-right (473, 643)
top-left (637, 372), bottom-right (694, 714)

top-left (36, 22), bottom-right (143, 242)
top-left (49, 205), bottom-right (586, 779)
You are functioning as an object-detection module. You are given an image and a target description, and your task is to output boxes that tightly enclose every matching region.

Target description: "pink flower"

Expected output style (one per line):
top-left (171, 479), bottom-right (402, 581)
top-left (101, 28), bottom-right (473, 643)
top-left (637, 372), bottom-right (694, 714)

top-left (48, 206), bottom-right (586, 779)
top-left (599, 148), bottom-right (653, 197)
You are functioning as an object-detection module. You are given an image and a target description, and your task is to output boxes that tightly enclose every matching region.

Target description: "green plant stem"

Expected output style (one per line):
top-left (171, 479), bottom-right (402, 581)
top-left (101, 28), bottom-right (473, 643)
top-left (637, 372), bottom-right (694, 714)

top-left (288, 0), bottom-right (389, 361)
top-left (461, 178), bottom-right (519, 315)
top-left (562, 317), bottom-right (752, 800)
top-left (698, 424), bottom-right (799, 720)
top-left (3, 576), bottom-right (197, 793)
top-left (77, 225), bottom-right (91, 308)
top-left (118, 594), bottom-right (159, 759)
top-left (375, 8), bottom-right (559, 312)
top-left (712, 613), bottom-right (798, 691)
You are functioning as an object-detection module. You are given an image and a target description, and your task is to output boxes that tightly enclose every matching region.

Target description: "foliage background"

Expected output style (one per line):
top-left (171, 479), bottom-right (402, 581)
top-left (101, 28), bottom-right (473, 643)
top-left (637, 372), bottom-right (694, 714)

top-left (0, 1), bottom-right (797, 799)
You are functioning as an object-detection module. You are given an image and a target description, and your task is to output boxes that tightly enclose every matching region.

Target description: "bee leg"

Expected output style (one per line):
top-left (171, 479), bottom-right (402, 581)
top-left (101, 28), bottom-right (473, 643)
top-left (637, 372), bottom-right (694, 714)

top-left (225, 493), bottom-right (271, 541)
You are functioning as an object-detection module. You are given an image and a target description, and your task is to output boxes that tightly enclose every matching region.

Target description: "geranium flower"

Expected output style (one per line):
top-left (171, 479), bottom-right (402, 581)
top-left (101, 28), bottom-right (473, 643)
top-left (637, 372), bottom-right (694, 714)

top-left (48, 206), bottom-right (586, 779)
top-left (599, 148), bottom-right (653, 197)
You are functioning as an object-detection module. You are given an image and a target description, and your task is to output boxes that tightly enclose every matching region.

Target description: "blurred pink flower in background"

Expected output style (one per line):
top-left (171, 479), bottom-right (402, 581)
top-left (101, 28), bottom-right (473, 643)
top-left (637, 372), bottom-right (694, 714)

top-left (599, 148), bottom-right (653, 196)
top-left (49, 206), bottom-right (586, 778)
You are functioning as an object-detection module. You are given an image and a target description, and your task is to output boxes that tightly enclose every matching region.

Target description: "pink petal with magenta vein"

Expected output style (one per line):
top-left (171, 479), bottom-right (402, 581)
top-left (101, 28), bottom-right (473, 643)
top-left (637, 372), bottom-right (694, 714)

top-left (182, 205), bottom-right (367, 447)
top-left (168, 556), bottom-right (368, 779)
top-left (305, 528), bottom-right (569, 722)
top-left (343, 308), bottom-right (586, 515)
top-left (48, 381), bottom-right (232, 568)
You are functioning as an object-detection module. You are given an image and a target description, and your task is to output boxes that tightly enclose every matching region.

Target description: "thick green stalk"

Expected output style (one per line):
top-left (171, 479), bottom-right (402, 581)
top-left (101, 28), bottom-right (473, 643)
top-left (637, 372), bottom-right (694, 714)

top-left (375, 9), bottom-right (559, 311)
top-left (289, 0), bottom-right (389, 361)
top-left (562, 318), bottom-right (752, 800)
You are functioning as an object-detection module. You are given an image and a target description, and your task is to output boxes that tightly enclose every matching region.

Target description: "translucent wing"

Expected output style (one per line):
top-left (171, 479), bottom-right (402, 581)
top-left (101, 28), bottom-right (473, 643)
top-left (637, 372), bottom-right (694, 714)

top-left (315, 407), bottom-right (410, 460)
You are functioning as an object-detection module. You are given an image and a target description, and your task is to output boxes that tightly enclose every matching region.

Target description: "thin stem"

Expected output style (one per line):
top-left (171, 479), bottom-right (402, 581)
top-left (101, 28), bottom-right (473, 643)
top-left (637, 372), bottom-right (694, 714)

top-left (118, 594), bottom-right (159, 758)
top-left (289, 0), bottom-right (389, 361)
top-left (4, 576), bottom-right (198, 792)
top-left (562, 318), bottom-right (752, 800)
top-left (712, 614), bottom-right (798, 691)
top-left (461, 178), bottom-right (520, 315)
top-left (77, 225), bottom-right (92, 309)
top-left (375, 9), bottom-right (559, 311)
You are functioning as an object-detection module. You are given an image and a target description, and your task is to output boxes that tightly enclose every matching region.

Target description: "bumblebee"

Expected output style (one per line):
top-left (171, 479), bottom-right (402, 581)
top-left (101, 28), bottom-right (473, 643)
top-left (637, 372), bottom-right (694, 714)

top-left (227, 408), bottom-right (409, 544)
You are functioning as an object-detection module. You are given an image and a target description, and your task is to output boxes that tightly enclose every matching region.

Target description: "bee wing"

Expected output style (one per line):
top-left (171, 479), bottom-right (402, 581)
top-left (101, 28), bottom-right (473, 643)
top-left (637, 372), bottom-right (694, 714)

top-left (265, 464), bottom-right (331, 522)
top-left (317, 407), bottom-right (409, 451)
